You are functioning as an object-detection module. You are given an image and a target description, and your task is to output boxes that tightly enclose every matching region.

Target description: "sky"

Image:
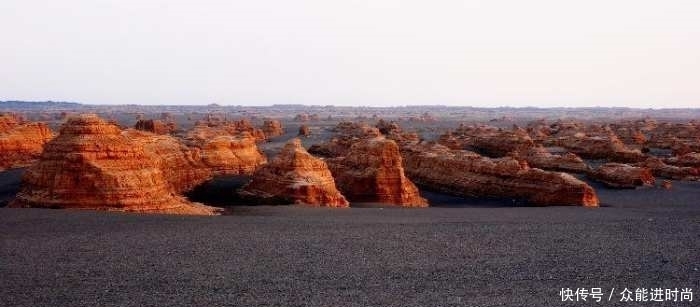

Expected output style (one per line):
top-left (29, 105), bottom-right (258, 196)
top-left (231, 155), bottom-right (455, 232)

top-left (1, 0), bottom-right (699, 108)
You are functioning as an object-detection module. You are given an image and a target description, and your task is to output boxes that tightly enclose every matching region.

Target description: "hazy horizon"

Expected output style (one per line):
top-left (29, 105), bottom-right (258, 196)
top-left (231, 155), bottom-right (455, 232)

top-left (2, 1), bottom-right (699, 108)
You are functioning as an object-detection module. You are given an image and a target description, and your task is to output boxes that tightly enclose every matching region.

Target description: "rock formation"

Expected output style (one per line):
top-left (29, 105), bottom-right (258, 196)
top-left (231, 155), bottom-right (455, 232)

top-left (635, 157), bottom-right (699, 181)
top-left (10, 114), bottom-right (219, 215)
top-left (298, 125), bottom-right (311, 137)
top-left (588, 163), bottom-right (655, 188)
top-left (124, 129), bottom-right (212, 193)
top-left (308, 122), bottom-right (381, 158)
top-left (401, 143), bottom-right (599, 206)
top-left (326, 137), bottom-right (428, 207)
top-left (553, 133), bottom-right (646, 163)
top-left (241, 139), bottom-right (349, 207)
top-left (261, 119), bottom-right (284, 138)
top-left (518, 147), bottom-right (590, 173)
top-left (437, 124), bottom-right (534, 157)
top-left (134, 119), bottom-right (176, 135)
top-left (0, 116), bottom-right (54, 171)
top-left (184, 125), bottom-right (267, 175)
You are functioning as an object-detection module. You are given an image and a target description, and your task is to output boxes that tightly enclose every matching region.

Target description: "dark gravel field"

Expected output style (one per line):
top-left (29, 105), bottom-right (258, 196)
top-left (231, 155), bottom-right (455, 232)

top-left (2, 182), bottom-right (699, 307)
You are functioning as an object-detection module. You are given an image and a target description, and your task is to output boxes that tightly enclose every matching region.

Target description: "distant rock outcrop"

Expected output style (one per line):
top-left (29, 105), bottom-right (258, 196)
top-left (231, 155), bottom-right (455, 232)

top-left (298, 124), bottom-right (311, 137)
top-left (134, 119), bottom-right (176, 135)
top-left (185, 125), bottom-right (267, 175)
top-left (10, 114), bottom-right (219, 215)
top-left (401, 143), bottom-right (599, 207)
top-left (241, 139), bottom-right (349, 207)
top-left (326, 137), bottom-right (428, 207)
top-left (588, 163), bottom-right (655, 188)
top-left (0, 114), bottom-right (54, 171)
top-left (518, 147), bottom-right (590, 173)
top-left (261, 119), bottom-right (284, 138)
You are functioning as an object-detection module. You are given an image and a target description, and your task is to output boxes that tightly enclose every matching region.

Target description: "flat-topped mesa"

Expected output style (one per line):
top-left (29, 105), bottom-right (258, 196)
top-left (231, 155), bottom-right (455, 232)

top-left (9, 114), bottom-right (220, 215)
top-left (134, 119), bottom-right (176, 135)
top-left (326, 137), bottom-right (428, 207)
top-left (260, 119), bottom-right (284, 139)
top-left (241, 139), bottom-right (349, 207)
top-left (402, 143), bottom-right (599, 207)
top-left (184, 125), bottom-right (268, 175)
top-left (588, 163), bottom-right (656, 188)
top-left (0, 118), bottom-right (54, 171)
top-left (193, 118), bottom-right (267, 141)
top-left (123, 129), bottom-right (212, 193)
top-left (518, 147), bottom-right (591, 173)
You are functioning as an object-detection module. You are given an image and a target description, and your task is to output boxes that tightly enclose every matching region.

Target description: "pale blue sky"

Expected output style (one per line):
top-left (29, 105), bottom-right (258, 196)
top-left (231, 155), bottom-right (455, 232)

top-left (1, 0), bottom-right (699, 107)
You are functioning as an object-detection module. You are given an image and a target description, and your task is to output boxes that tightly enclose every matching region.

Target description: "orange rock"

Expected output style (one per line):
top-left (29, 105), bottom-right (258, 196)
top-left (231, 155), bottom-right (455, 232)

top-left (241, 139), bottom-right (349, 207)
top-left (124, 129), bottom-right (212, 193)
top-left (402, 143), bottom-right (599, 207)
top-left (636, 157), bottom-right (699, 181)
top-left (520, 147), bottom-right (590, 173)
top-left (261, 119), bottom-right (284, 138)
top-left (588, 163), bottom-right (655, 188)
top-left (298, 125), bottom-right (311, 137)
top-left (437, 124), bottom-right (535, 157)
top-left (0, 116), bottom-right (54, 171)
top-left (327, 137), bottom-right (428, 207)
top-left (134, 119), bottom-right (176, 135)
top-left (10, 114), bottom-right (219, 215)
top-left (185, 125), bottom-right (267, 175)
top-left (554, 133), bottom-right (646, 163)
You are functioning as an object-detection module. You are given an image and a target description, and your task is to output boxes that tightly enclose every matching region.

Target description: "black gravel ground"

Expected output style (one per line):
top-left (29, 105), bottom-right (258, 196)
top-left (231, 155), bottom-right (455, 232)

top-left (2, 188), bottom-right (699, 307)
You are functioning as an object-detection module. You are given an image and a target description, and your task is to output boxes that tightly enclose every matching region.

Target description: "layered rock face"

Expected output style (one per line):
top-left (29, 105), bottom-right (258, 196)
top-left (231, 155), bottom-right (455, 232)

top-left (124, 130), bottom-right (212, 193)
top-left (437, 124), bottom-right (535, 157)
top-left (185, 125), bottom-right (267, 175)
top-left (326, 137), bottom-right (428, 207)
top-left (261, 120), bottom-right (284, 138)
top-left (0, 116), bottom-right (54, 171)
top-left (298, 125), bottom-right (311, 137)
top-left (134, 119), bottom-right (176, 135)
top-left (192, 119), bottom-right (267, 141)
top-left (553, 133), bottom-right (646, 163)
top-left (241, 139), bottom-right (349, 207)
top-left (588, 163), bottom-right (655, 188)
top-left (10, 114), bottom-right (219, 215)
top-left (518, 147), bottom-right (590, 173)
top-left (401, 144), bottom-right (599, 207)
top-left (308, 122), bottom-right (381, 158)
top-left (636, 157), bottom-right (699, 181)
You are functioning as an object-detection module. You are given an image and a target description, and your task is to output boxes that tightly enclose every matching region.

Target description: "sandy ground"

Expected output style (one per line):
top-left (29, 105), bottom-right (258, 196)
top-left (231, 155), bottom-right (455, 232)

top-left (2, 192), bottom-right (698, 307)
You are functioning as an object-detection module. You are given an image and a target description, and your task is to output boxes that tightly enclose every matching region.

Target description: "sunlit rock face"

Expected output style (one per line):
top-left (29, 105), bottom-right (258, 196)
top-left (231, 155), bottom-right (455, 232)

top-left (326, 137), bottom-right (428, 207)
top-left (241, 138), bottom-right (349, 207)
top-left (588, 163), bottom-right (655, 189)
top-left (10, 114), bottom-right (220, 215)
top-left (401, 143), bottom-right (599, 207)
top-left (0, 113), bottom-right (54, 171)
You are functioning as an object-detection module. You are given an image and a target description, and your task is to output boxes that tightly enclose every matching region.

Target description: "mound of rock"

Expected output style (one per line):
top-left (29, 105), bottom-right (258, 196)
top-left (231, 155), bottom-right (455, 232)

top-left (241, 139), bottom-right (349, 207)
top-left (185, 125), bottom-right (267, 175)
top-left (554, 133), bottom-right (646, 163)
top-left (437, 124), bottom-right (534, 157)
top-left (402, 144), bottom-right (599, 206)
top-left (588, 163), bottom-right (655, 188)
top-left (326, 137), bottom-right (428, 207)
top-left (636, 157), bottom-right (699, 181)
top-left (0, 116), bottom-right (54, 171)
top-left (10, 114), bottom-right (219, 215)
top-left (519, 147), bottom-right (590, 173)
top-left (298, 125), bottom-right (311, 137)
top-left (261, 119), bottom-right (284, 138)
top-left (134, 119), bottom-right (176, 135)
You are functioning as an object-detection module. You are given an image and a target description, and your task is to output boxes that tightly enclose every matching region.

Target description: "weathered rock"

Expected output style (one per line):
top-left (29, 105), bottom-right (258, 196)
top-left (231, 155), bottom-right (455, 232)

top-left (185, 125), bottom-right (267, 175)
top-left (519, 147), bottom-right (590, 173)
top-left (124, 129), bottom-right (212, 193)
top-left (661, 180), bottom-right (672, 190)
top-left (10, 114), bottom-right (219, 215)
top-left (437, 124), bottom-right (534, 157)
top-left (260, 119), bottom-right (284, 138)
top-left (134, 119), bottom-right (176, 135)
top-left (241, 139), bottom-right (349, 207)
top-left (636, 157), bottom-right (699, 181)
top-left (0, 118), bottom-right (54, 171)
top-left (402, 143), bottom-right (599, 206)
top-left (327, 137), bottom-right (428, 207)
top-left (298, 125), bottom-right (311, 137)
top-left (554, 133), bottom-right (646, 163)
top-left (308, 122), bottom-right (381, 158)
top-left (588, 163), bottom-right (655, 188)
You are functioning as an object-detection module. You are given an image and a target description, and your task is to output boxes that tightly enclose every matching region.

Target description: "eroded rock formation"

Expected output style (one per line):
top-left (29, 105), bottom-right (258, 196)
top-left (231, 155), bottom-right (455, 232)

top-left (326, 137), bottom-right (428, 207)
top-left (261, 119), bottom-right (284, 138)
top-left (10, 114), bottom-right (219, 215)
top-left (241, 139), bottom-right (349, 207)
top-left (134, 119), bottom-right (176, 135)
top-left (518, 147), bottom-right (590, 173)
top-left (0, 115), bottom-right (54, 171)
top-left (184, 125), bottom-right (267, 175)
top-left (588, 163), bottom-right (655, 188)
top-left (401, 143), bottom-right (599, 206)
